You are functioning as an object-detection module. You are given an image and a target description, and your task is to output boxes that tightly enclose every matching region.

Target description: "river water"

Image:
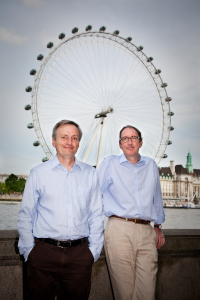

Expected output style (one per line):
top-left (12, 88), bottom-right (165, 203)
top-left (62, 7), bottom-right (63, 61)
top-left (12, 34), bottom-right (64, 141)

top-left (0, 202), bottom-right (200, 230)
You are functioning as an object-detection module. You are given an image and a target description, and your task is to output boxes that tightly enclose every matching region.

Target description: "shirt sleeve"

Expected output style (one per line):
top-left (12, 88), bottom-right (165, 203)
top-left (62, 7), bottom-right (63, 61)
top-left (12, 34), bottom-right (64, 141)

top-left (153, 162), bottom-right (165, 224)
top-left (17, 169), bottom-right (39, 261)
top-left (88, 170), bottom-right (104, 262)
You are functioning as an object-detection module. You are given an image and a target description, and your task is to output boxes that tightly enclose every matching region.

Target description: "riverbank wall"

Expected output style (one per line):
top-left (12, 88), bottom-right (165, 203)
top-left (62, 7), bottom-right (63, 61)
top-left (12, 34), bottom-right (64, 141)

top-left (0, 229), bottom-right (200, 300)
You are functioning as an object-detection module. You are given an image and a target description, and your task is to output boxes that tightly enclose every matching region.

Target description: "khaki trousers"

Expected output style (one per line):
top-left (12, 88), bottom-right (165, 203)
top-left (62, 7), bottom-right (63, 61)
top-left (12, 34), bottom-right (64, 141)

top-left (104, 217), bottom-right (158, 300)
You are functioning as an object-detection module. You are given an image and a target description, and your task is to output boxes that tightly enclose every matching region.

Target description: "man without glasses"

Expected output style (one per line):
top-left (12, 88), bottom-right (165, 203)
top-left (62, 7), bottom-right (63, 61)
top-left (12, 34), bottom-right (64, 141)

top-left (17, 120), bottom-right (104, 300)
top-left (97, 125), bottom-right (165, 300)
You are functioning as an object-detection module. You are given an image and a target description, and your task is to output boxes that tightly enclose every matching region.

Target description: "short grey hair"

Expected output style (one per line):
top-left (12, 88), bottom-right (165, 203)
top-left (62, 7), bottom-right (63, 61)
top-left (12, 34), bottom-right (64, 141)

top-left (52, 120), bottom-right (83, 141)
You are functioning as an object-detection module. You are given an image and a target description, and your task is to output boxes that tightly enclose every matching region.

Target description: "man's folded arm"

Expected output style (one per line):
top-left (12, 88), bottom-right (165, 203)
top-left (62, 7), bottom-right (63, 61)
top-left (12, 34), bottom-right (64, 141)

top-left (88, 170), bottom-right (104, 262)
top-left (17, 169), bottom-right (39, 261)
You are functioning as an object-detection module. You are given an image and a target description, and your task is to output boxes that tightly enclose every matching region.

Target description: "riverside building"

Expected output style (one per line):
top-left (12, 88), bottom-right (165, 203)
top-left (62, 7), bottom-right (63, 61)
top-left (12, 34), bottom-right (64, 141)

top-left (159, 152), bottom-right (200, 202)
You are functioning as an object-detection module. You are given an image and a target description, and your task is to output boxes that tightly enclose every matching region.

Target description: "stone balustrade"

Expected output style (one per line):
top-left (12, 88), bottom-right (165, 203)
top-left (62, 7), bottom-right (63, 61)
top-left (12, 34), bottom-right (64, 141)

top-left (0, 230), bottom-right (200, 300)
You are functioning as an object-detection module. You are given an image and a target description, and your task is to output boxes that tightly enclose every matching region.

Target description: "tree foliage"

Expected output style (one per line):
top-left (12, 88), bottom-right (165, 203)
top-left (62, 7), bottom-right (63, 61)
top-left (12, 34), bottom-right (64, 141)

top-left (5, 174), bottom-right (26, 193)
top-left (0, 182), bottom-right (10, 194)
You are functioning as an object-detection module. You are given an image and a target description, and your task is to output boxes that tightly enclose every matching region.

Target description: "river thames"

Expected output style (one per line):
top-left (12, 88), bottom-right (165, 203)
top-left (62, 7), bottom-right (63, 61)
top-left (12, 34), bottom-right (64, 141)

top-left (0, 202), bottom-right (200, 230)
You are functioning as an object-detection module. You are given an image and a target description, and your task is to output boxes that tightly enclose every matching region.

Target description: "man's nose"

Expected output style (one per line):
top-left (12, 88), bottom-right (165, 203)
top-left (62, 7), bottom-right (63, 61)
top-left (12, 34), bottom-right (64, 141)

top-left (66, 138), bottom-right (72, 144)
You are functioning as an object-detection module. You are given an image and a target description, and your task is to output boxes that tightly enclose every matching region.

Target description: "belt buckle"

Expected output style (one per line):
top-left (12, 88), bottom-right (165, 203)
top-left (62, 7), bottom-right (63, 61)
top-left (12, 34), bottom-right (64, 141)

top-left (57, 240), bottom-right (63, 248)
top-left (57, 240), bottom-right (72, 248)
top-left (135, 218), bottom-right (139, 224)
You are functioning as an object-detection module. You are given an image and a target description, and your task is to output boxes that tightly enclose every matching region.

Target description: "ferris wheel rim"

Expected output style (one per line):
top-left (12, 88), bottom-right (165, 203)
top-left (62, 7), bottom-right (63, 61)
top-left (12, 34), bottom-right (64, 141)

top-left (31, 29), bottom-right (171, 165)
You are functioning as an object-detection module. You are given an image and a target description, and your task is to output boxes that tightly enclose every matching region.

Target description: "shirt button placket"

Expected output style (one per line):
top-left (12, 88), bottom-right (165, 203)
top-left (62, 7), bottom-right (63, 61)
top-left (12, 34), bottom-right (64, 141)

top-left (134, 168), bottom-right (141, 216)
top-left (67, 173), bottom-right (73, 238)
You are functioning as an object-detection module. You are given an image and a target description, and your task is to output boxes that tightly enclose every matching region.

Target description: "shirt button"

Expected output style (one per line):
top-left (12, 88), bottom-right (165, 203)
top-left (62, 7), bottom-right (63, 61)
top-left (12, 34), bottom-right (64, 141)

top-left (69, 201), bottom-right (70, 203)
top-left (69, 215), bottom-right (71, 217)
top-left (68, 186), bottom-right (70, 189)
top-left (69, 230), bottom-right (71, 233)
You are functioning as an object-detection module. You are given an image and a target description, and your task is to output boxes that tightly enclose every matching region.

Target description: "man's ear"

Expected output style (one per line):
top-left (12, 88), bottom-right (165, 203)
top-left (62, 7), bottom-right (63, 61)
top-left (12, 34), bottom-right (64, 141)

top-left (52, 138), bottom-right (55, 148)
top-left (139, 140), bottom-right (143, 148)
top-left (119, 141), bottom-right (122, 150)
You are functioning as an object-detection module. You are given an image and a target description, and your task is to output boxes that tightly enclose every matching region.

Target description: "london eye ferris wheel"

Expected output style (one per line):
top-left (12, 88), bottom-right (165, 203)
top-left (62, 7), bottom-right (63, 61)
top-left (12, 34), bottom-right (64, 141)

top-left (25, 25), bottom-right (174, 167)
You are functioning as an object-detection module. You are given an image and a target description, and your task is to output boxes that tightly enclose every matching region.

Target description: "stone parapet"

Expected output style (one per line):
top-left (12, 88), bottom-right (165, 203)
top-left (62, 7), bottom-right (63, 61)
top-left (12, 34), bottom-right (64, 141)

top-left (0, 230), bottom-right (200, 300)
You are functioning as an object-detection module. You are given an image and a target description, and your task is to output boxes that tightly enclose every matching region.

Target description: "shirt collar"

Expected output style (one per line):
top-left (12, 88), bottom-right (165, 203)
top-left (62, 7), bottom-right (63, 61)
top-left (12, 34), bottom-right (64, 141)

top-left (51, 154), bottom-right (82, 170)
top-left (120, 153), bottom-right (146, 167)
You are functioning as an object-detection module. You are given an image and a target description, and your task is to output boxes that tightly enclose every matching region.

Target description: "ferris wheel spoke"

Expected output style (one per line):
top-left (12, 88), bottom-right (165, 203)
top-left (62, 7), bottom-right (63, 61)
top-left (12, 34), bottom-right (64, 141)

top-left (110, 56), bottom-right (144, 106)
top-left (51, 62), bottom-right (101, 108)
top-left (83, 42), bottom-right (108, 101)
top-left (115, 78), bottom-right (156, 108)
top-left (70, 46), bottom-right (105, 105)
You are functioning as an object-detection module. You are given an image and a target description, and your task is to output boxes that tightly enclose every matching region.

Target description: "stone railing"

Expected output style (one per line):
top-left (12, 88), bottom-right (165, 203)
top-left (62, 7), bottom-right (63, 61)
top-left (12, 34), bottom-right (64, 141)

top-left (0, 230), bottom-right (200, 300)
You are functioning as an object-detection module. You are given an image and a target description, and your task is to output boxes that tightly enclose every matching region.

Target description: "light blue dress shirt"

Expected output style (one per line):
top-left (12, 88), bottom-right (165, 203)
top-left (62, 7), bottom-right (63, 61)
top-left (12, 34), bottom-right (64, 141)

top-left (97, 153), bottom-right (165, 224)
top-left (17, 155), bottom-right (104, 262)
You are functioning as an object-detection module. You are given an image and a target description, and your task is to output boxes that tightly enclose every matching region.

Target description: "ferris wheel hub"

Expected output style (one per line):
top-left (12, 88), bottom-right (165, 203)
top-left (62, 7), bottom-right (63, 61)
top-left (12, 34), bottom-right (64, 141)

top-left (95, 107), bottom-right (113, 118)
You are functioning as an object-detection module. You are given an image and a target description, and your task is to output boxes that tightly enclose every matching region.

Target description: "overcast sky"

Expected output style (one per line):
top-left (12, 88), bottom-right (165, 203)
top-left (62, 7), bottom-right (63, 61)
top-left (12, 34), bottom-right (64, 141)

top-left (0, 0), bottom-right (199, 175)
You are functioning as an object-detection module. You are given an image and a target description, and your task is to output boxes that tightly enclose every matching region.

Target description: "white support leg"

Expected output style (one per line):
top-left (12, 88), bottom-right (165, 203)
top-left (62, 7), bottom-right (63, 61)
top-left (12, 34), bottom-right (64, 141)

top-left (82, 119), bottom-right (102, 163)
top-left (96, 117), bottom-right (105, 168)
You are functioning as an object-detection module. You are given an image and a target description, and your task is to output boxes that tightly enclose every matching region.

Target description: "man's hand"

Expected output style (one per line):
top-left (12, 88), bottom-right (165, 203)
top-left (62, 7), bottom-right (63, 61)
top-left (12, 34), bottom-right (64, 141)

top-left (154, 227), bottom-right (165, 249)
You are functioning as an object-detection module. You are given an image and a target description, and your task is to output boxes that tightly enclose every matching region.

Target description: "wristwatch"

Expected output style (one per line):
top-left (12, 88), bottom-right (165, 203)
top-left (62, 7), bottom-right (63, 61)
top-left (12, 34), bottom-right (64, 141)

top-left (154, 224), bottom-right (162, 229)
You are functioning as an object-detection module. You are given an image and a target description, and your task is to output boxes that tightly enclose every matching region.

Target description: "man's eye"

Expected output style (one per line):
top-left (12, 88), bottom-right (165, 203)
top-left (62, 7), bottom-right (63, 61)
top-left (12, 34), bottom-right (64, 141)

top-left (73, 137), bottom-right (78, 141)
top-left (123, 137), bottom-right (128, 141)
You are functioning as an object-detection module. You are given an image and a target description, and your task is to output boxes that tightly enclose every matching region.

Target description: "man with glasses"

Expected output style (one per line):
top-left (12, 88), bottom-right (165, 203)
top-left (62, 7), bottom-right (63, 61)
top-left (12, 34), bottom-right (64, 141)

top-left (97, 125), bottom-right (165, 300)
top-left (17, 120), bottom-right (104, 300)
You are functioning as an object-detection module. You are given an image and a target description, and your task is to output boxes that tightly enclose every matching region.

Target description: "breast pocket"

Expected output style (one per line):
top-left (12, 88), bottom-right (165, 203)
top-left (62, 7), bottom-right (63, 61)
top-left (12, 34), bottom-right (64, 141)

top-left (77, 187), bottom-right (91, 209)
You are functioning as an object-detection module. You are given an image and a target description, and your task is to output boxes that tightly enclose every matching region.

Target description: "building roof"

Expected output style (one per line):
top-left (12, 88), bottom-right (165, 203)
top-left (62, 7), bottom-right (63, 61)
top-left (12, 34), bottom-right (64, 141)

top-left (175, 165), bottom-right (190, 175)
top-left (159, 167), bottom-right (172, 176)
top-left (194, 169), bottom-right (200, 177)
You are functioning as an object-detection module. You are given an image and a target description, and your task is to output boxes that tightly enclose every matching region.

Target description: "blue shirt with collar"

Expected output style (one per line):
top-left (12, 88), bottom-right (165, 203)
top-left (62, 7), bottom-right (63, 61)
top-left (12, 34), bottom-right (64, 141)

top-left (97, 153), bottom-right (165, 224)
top-left (17, 155), bottom-right (104, 262)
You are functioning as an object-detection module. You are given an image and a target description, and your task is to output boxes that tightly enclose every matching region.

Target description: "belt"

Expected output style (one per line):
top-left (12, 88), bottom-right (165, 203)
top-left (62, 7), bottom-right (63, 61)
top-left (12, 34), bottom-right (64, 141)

top-left (110, 215), bottom-right (150, 224)
top-left (35, 237), bottom-right (88, 248)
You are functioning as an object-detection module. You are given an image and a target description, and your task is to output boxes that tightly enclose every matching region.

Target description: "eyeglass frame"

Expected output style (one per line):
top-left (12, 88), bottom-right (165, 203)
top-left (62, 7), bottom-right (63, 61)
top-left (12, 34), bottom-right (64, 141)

top-left (119, 136), bottom-right (141, 143)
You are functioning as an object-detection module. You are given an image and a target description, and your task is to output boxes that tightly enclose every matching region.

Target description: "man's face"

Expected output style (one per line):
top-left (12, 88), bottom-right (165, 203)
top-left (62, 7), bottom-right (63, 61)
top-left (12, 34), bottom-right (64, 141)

top-left (52, 124), bottom-right (79, 158)
top-left (119, 127), bottom-right (142, 157)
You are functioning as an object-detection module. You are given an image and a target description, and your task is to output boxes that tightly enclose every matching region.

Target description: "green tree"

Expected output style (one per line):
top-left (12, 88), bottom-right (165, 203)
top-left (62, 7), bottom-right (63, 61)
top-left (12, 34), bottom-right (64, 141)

top-left (0, 182), bottom-right (10, 194)
top-left (16, 178), bottom-right (26, 193)
top-left (5, 174), bottom-right (19, 193)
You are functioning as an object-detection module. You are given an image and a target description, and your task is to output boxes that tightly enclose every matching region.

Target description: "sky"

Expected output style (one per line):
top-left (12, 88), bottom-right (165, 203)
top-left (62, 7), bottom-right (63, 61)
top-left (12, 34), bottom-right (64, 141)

top-left (0, 0), bottom-right (200, 175)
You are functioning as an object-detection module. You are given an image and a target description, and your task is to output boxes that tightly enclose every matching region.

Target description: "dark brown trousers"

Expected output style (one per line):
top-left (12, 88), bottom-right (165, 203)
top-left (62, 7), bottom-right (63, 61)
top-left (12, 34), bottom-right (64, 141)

top-left (27, 238), bottom-right (94, 300)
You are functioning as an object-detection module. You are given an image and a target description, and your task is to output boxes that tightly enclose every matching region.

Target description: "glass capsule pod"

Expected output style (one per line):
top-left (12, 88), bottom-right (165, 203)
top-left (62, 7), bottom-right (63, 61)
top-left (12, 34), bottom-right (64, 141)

top-left (33, 141), bottom-right (40, 146)
top-left (113, 30), bottom-right (120, 35)
top-left (30, 69), bottom-right (36, 75)
top-left (72, 27), bottom-right (78, 34)
top-left (47, 42), bottom-right (54, 48)
top-left (137, 46), bottom-right (143, 51)
top-left (147, 57), bottom-right (153, 62)
top-left (161, 83), bottom-right (168, 88)
top-left (26, 86), bottom-right (32, 92)
top-left (155, 69), bottom-right (161, 74)
top-left (59, 33), bottom-right (65, 39)
top-left (85, 25), bottom-right (92, 31)
top-left (27, 123), bottom-right (34, 129)
top-left (42, 157), bottom-right (49, 162)
top-left (99, 26), bottom-right (106, 32)
top-left (37, 54), bottom-right (44, 61)
top-left (24, 104), bottom-right (31, 110)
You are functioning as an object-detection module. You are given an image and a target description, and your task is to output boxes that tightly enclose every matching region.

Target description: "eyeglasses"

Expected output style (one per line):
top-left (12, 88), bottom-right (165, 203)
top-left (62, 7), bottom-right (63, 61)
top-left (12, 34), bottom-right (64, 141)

top-left (120, 136), bottom-right (140, 143)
